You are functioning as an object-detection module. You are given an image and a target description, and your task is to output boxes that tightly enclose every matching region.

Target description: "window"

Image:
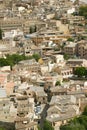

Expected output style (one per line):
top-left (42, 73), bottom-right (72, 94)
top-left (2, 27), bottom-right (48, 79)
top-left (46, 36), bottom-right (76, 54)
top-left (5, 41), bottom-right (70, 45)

top-left (22, 121), bottom-right (28, 124)
top-left (43, 97), bottom-right (45, 100)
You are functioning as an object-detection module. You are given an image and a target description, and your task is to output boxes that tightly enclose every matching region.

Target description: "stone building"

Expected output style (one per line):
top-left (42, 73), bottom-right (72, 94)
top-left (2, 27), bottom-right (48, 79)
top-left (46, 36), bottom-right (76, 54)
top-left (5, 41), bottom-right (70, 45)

top-left (13, 59), bottom-right (41, 73)
top-left (46, 95), bottom-right (80, 130)
top-left (0, 18), bottom-right (24, 31)
top-left (15, 92), bottom-right (37, 130)
top-left (64, 42), bottom-right (77, 56)
top-left (76, 40), bottom-right (87, 59)
top-left (0, 88), bottom-right (10, 122)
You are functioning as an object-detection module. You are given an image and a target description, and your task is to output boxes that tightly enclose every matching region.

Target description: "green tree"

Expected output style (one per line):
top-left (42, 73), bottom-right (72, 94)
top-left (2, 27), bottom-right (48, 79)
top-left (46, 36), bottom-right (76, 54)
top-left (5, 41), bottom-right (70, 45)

top-left (74, 67), bottom-right (86, 77)
top-left (55, 81), bottom-right (61, 86)
top-left (82, 106), bottom-right (87, 116)
top-left (0, 53), bottom-right (41, 68)
top-left (64, 54), bottom-right (70, 60)
top-left (38, 126), bottom-right (42, 130)
top-left (67, 38), bottom-right (74, 42)
top-left (0, 127), bottom-right (5, 130)
top-left (60, 123), bottom-right (85, 130)
top-left (29, 26), bottom-right (33, 34)
top-left (6, 54), bottom-right (25, 64)
top-left (0, 58), bottom-right (11, 67)
top-left (0, 28), bottom-right (2, 40)
top-left (78, 115), bottom-right (87, 129)
top-left (43, 120), bottom-right (54, 130)
top-left (0, 54), bottom-right (33, 68)
top-left (79, 6), bottom-right (87, 19)
top-left (29, 25), bottom-right (37, 34)
top-left (33, 53), bottom-right (41, 62)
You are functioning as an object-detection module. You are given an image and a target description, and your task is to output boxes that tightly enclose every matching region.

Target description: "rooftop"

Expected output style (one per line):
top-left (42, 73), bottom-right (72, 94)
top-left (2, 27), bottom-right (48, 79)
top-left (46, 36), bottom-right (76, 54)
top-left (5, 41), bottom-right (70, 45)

top-left (0, 88), bottom-right (7, 98)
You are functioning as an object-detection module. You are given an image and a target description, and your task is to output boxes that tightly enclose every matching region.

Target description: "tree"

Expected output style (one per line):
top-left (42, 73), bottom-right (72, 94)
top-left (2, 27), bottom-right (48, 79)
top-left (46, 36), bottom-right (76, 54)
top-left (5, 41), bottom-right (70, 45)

top-left (29, 26), bottom-right (33, 34)
top-left (0, 58), bottom-right (11, 67)
top-left (33, 53), bottom-right (41, 62)
top-left (6, 54), bottom-right (25, 65)
top-left (79, 6), bottom-right (87, 19)
top-left (0, 53), bottom-right (41, 68)
top-left (67, 38), bottom-right (74, 42)
top-left (78, 115), bottom-right (87, 130)
top-left (74, 67), bottom-right (86, 78)
top-left (55, 81), bottom-right (61, 86)
top-left (60, 123), bottom-right (85, 130)
top-left (0, 28), bottom-right (2, 40)
top-left (38, 120), bottom-right (54, 130)
top-left (38, 126), bottom-right (42, 130)
top-left (64, 54), bottom-right (70, 60)
top-left (43, 120), bottom-right (54, 130)
top-left (0, 127), bottom-right (5, 130)
top-left (29, 25), bottom-right (37, 34)
top-left (0, 54), bottom-right (34, 68)
top-left (82, 106), bottom-right (87, 116)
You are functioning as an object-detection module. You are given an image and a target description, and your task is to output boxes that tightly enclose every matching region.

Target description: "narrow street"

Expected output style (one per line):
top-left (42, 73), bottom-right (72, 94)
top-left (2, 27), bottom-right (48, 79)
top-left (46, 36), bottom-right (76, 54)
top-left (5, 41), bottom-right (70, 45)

top-left (39, 103), bottom-right (49, 129)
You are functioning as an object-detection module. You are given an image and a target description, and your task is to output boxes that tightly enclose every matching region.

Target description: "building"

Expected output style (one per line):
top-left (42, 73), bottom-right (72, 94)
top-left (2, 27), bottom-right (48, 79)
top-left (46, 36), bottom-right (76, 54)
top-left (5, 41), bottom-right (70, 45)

top-left (68, 16), bottom-right (85, 26)
top-left (0, 87), bottom-right (16, 122)
top-left (77, 40), bottom-right (87, 59)
top-left (0, 18), bottom-right (24, 31)
top-left (67, 59), bottom-right (87, 68)
top-left (64, 42), bottom-right (77, 56)
top-left (13, 59), bottom-right (41, 73)
top-left (15, 92), bottom-right (37, 130)
top-left (46, 95), bottom-right (79, 130)
top-left (50, 87), bottom-right (67, 96)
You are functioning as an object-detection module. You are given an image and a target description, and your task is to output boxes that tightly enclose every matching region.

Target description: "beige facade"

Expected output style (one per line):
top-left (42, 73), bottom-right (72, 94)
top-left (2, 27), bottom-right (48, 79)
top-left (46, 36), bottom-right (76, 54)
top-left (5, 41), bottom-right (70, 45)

top-left (0, 18), bottom-right (46, 33)
top-left (68, 16), bottom-right (85, 25)
top-left (64, 42), bottom-right (77, 56)
top-left (0, 18), bottom-right (24, 31)
top-left (77, 41), bottom-right (87, 59)
top-left (46, 95), bottom-right (79, 129)
top-left (13, 59), bottom-right (41, 73)
top-left (15, 93), bottom-right (37, 130)
top-left (23, 20), bottom-right (46, 34)
top-left (67, 59), bottom-right (87, 67)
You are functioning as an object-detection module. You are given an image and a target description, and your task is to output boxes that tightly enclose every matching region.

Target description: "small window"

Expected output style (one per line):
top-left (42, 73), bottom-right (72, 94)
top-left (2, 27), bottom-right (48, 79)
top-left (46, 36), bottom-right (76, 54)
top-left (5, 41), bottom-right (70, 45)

top-left (43, 97), bottom-right (45, 100)
top-left (22, 121), bottom-right (28, 124)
